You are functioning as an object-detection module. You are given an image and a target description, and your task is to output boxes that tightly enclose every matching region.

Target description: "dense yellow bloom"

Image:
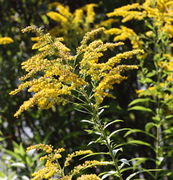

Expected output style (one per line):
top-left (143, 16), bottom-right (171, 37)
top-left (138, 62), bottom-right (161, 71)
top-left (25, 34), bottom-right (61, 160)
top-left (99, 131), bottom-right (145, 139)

top-left (26, 144), bottom-right (54, 153)
top-left (106, 1), bottom-right (173, 104)
top-left (107, 3), bottom-right (145, 23)
top-left (0, 37), bottom-right (13, 44)
top-left (77, 174), bottom-right (101, 180)
top-left (49, 174), bottom-right (101, 180)
top-left (46, 2), bottom-right (99, 48)
top-left (105, 26), bottom-right (143, 49)
top-left (73, 9), bottom-right (83, 25)
top-left (47, 11), bottom-right (68, 24)
top-left (10, 26), bottom-right (87, 117)
top-left (10, 26), bottom-right (143, 116)
top-left (71, 160), bottom-right (109, 176)
top-left (64, 150), bottom-right (93, 167)
top-left (107, 0), bottom-right (173, 28)
top-left (106, 0), bottom-right (173, 45)
top-left (77, 28), bottom-right (143, 104)
top-left (85, 4), bottom-right (97, 25)
top-left (27, 144), bottom-right (105, 180)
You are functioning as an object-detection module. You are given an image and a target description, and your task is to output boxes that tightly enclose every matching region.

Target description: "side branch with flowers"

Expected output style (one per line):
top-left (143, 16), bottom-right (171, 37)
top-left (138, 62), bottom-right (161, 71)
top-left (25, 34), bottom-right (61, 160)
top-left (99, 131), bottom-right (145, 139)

top-left (10, 25), bottom-right (143, 179)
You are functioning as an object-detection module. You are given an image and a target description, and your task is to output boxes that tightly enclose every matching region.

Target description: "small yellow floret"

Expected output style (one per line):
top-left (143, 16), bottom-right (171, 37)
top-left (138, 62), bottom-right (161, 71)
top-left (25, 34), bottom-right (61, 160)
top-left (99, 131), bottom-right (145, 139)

top-left (77, 174), bottom-right (101, 180)
top-left (0, 37), bottom-right (13, 45)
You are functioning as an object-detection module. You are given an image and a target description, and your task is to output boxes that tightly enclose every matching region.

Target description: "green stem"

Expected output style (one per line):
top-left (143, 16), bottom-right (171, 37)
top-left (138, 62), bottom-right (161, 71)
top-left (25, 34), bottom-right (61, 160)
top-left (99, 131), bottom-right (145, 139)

top-left (152, 24), bottom-right (166, 179)
top-left (77, 86), bottom-right (124, 179)
top-left (92, 105), bottom-right (123, 180)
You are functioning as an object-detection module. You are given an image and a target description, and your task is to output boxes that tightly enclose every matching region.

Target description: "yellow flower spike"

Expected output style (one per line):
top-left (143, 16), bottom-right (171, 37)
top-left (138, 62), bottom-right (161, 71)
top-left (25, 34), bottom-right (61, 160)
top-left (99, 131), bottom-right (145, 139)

top-left (77, 27), bottom-right (105, 54)
top-left (71, 160), bottom-right (109, 176)
top-left (47, 11), bottom-right (68, 24)
top-left (107, 3), bottom-right (145, 22)
top-left (11, 26), bottom-right (143, 116)
top-left (73, 9), bottom-right (84, 25)
top-left (27, 144), bottom-right (53, 153)
top-left (77, 174), bottom-right (101, 180)
top-left (26, 144), bottom-right (105, 180)
top-left (0, 37), bottom-right (13, 45)
top-left (85, 4), bottom-right (97, 24)
top-left (59, 176), bottom-right (72, 180)
top-left (105, 26), bottom-right (143, 49)
top-left (55, 3), bottom-right (72, 18)
top-left (64, 150), bottom-right (93, 167)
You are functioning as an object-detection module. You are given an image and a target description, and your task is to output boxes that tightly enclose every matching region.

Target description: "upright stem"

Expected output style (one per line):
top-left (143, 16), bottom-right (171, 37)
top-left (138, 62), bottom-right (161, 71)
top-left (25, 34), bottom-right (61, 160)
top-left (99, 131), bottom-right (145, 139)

top-left (92, 104), bottom-right (123, 180)
top-left (77, 85), bottom-right (124, 179)
top-left (153, 24), bottom-right (166, 179)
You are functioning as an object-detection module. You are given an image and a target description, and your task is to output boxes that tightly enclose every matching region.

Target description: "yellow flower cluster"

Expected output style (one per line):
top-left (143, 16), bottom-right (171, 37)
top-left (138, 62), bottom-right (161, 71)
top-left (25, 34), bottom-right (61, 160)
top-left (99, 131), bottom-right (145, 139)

top-left (27, 144), bottom-right (54, 153)
top-left (10, 26), bottom-right (142, 116)
top-left (47, 3), bottom-right (97, 27)
top-left (10, 26), bottom-right (86, 117)
top-left (27, 144), bottom-right (104, 180)
top-left (105, 26), bottom-right (143, 49)
top-left (49, 174), bottom-right (101, 180)
top-left (137, 53), bottom-right (173, 100)
top-left (0, 37), bottom-right (13, 45)
top-left (71, 160), bottom-right (109, 176)
top-left (107, 3), bottom-right (145, 23)
top-left (106, 0), bottom-right (173, 51)
top-left (77, 27), bottom-right (143, 104)
top-left (46, 3), bottom-right (98, 47)
top-left (107, 0), bottom-right (173, 34)
top-left (64, 150), bottom-right (93, 167)
top-left (77, 174), bottom-right (101, 180)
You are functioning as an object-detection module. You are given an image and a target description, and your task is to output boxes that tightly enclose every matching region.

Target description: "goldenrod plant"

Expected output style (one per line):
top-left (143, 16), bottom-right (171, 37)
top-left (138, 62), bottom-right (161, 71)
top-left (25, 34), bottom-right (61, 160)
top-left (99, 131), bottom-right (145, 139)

top-left (10, 25), bottom-right (142, 118)
top-left (26, 144), bottom-right (108, 180)
top-left (44, 2), bottom-right (116, 50)
top-left (107, 0), bottom-right (173, 179)
top-left (10, 25), bottom-right (143, 179)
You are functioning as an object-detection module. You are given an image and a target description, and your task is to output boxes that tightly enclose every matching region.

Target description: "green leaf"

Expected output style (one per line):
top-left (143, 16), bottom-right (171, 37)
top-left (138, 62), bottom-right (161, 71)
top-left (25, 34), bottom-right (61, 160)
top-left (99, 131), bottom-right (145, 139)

top-left (108, 128), bottom-right (130, 139)
top-left (126, 169), bottom-right (162, 180)
top-left (0, 137), bottom-right (5, 142)
top-left (146, 71), bottom-right (157, 78)
top-left (128, 106), bottom-right (153, 113)
top-left (112, 148), bottom-right (123, 156)
top-left (5, 150), bottom-right (22, 160)
top-left (103, 120), bottom-right (123, 130)
top-left (145, 122), bottom-right (157, 133)
top-left (124, 129), bottom-right (155, 139)
top-left (100, 171), bottom-right (117, 179)
top-left (11, 162), bottom-right (25, 168)
top-left (80, 152), bottom-right (109, 160)
top-left (128, 98), bottom-right (152, 107)
top-left (165, 115), bottom-right (173, 120)
top-left (0, 171), bottom-right (5, 178)
top-left (119, 158), bottom-right (130, 168)
top-left (81, 119), bottom-right (94, 124)
top-left (130, 157), bottom-right (153, 170)
top-left (127, 140), bottom-right (153, 149)
top-left (126, 170), bottom-right (145, 180)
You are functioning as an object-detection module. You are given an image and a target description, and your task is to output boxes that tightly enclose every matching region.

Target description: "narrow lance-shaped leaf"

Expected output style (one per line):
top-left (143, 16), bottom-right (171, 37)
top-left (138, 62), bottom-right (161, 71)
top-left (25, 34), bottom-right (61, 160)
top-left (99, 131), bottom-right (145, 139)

top-left (124, 129), bottom-right (156, 139)
top-left (128, 98), bottom-right (153, 107)
top-left (108, 128), bottom-right (130, 139)
top-left (128, 106), bottom-right (153, 113)
top-left (103, 119), bottom-right (123, 130)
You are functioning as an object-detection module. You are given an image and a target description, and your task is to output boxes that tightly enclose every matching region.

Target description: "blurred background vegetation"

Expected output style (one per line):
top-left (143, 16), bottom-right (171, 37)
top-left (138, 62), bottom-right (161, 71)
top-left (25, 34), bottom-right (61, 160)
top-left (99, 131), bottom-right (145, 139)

top-left (0, 0), bottom-right (163, 179)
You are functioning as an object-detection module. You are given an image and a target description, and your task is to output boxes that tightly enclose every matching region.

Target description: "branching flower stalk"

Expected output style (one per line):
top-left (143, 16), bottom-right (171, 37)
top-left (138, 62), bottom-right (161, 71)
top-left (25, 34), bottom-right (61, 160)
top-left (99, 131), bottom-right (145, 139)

top-left (10, 26), bottom-right (143, 178)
